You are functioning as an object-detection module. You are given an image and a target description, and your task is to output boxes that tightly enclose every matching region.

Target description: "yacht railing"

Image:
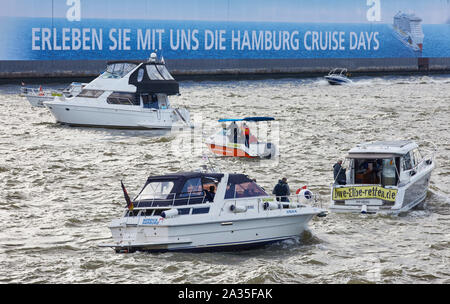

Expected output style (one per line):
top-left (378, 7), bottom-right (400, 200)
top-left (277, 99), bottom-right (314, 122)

top-left (133, 191), bottom-right (212, 209)
top-left (20, 87), bottom-right (62, 97)
top-left (131, 191), bottom-right (321, 211)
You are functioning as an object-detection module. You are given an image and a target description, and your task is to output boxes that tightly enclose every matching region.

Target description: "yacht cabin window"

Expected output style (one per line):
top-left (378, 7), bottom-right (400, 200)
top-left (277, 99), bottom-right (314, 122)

top-left (411, 148), bottom-right (422, 167)
top-left (180, 178), bottom-right (203, 197)
top-left (137, 68), bottom-right (144, 82)
top-left (107, 92), bottom-right (139, 105)
top-left (225, 178), bottom-right (268, 199)
top-left (77, 89), bottom-right (105, 98)
top-left (141, 94), bottom-right (159, 109)
top-left (136, 181), bottom-right (175, 200)
top-left (353, 158), bottom-right (399, 186)
top-left (402, 152), bottom-right (413, 171)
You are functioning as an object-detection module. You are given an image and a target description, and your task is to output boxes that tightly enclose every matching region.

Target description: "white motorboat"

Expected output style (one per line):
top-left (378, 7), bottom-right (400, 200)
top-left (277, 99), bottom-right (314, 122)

top-left (43, 53), bottom-right (191, 129)
top-left (324, 68), bottom-right (353, 85)
top-left (99, 171), bottom-right (326, 252)
top-left (330, 140), bottom-right (436, 215)
top-left (205, 117), bottom-right (278, 159)
top-left (20, 82), bottom-right (86, 108)
top-left (392, 11), bottom-right (424, 52)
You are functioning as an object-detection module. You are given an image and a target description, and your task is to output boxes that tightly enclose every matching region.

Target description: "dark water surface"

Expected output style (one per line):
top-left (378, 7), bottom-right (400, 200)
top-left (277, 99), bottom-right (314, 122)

top-left (0, 75), bottom-right (449, 283)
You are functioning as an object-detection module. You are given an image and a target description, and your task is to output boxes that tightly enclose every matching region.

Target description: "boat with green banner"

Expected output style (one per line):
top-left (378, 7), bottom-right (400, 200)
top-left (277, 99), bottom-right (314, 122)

top-left (330, 140), bottom-right (436, 214)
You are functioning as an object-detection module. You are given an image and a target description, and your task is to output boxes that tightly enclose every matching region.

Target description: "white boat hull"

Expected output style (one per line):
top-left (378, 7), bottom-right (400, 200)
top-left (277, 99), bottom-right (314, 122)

top-left (206, 134), bottom-right (277, 159)
top-left (44, 100), bottom-right (190, 129)
top-left (104, 212), bottom-right (317, 252)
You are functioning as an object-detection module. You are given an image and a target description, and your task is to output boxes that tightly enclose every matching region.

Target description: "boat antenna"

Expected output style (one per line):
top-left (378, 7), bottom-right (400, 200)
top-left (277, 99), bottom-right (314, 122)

top-left (201, 154), bottom-right (219, 173)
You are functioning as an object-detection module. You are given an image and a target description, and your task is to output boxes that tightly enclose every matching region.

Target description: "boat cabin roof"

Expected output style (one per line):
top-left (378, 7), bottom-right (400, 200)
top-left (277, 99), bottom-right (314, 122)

top-left (134, 172), bottom-right (268, 208)
top-left (127, 61), bottom-right (179, 95)
top-left (218, 117), bottom-right (275, 123)
top-left (347, 140), bottom-right (418, 158)
top-left (328, 68), bottom-right (348, 75)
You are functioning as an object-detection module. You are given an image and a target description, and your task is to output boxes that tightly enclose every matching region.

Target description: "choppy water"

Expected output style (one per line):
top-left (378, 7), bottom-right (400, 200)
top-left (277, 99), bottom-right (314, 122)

top-left (0, 75), bottom-right (449, 284)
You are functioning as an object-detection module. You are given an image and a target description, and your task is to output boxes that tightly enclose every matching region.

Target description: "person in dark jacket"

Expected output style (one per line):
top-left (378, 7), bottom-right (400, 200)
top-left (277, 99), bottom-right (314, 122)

top-left (333, 160), bottom-right (347, 185)
top-left (205, 185), bottom-right (216, 202)
top-left (272, 177), bottom-right (290, 202)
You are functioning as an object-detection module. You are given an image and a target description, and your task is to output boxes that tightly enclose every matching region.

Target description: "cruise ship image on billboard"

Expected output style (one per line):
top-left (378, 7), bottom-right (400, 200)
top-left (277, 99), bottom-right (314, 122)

top-left (392, 11), bottom-right (424, 52)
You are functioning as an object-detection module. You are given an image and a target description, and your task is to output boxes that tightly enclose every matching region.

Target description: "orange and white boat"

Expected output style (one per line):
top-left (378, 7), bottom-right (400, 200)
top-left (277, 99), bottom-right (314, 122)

top-left (205, 117), bottom-right (278, 159)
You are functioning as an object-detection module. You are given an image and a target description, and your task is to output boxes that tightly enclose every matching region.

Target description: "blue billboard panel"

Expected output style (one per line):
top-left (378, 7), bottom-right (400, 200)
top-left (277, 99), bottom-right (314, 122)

top-left (0, 0), bottom-right (449, 61)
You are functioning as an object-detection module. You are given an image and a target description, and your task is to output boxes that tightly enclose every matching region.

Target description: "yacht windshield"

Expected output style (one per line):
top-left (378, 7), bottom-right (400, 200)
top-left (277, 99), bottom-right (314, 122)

top-left (136, 181), bottom-right (174, 200)
top-left (103, 63), bottom-right (137, 78)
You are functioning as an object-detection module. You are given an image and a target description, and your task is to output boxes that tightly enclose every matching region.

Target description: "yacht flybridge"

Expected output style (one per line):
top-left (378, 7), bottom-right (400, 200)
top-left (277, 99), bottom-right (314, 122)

top-left (330, 140), bottom-right (436, 214)
top-left (43, 53), bottom-right (191, 129)
top-left (99, 171), bottom-right (326, 253)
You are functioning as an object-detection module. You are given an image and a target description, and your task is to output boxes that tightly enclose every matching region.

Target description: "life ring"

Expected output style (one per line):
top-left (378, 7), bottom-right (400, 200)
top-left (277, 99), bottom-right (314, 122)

top-left (295, 185), bottom-right (308, 194)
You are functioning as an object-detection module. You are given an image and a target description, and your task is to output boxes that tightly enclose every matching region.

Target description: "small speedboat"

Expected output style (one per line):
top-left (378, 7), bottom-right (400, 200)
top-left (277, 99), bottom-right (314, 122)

top-left (324, 68), bottom-right (353, 85)
top-left (99, 171), bottom-right (326, 253)
top-left (330, 140), bottom-right (436, 214)
top-left (20, 82), bottom-right (86, 108)
top-left (43, 52), bottom-right (191, 129)
top-left (205, 117), bottom-right (278, 159)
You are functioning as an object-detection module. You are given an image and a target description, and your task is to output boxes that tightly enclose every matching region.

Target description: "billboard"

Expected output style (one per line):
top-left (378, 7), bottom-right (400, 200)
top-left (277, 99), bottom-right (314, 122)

top-left (0, 0), bottom-right (449, 62)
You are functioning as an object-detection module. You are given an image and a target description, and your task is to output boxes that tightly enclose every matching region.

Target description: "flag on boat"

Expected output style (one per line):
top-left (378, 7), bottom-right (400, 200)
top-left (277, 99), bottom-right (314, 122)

top-left (121, 180), bottom-right (134, 210)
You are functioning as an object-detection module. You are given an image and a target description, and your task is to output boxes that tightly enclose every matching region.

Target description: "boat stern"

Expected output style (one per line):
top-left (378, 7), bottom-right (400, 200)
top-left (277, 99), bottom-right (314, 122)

top-left (100, 216), bottom-right (192, 252)
top-left (329, 184), bottom-right (401, 214)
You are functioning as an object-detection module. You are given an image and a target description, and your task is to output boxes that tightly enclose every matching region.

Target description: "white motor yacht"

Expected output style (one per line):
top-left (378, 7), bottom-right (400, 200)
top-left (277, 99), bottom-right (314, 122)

top-left (20, 82), bottom-right (86, 108)
top-left (330, 140), bottom-right (436, 214)
top-left (43, 53), bottom-right (191, 129)
top-left (324, 68), bottom-right (353, 85)
top-left (205, 117), bottom-right (278, 159)
top-left (99, 171), bottom-right (326, 252)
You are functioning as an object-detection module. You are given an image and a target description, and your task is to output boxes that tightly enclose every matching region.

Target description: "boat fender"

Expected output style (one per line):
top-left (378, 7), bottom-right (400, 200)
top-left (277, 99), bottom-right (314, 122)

top-left (230, 205), bottom-right (247, 213)
top-left (361, 205), bottom-right (368, 214)
top-left (263, 201), bottom-right (279, 210)
top-left (317, 211), bottom-right (327, 218)
top-left (161, 208), bottom-right (178, 218)
top-left (297, 188), bottom-right (314, 204)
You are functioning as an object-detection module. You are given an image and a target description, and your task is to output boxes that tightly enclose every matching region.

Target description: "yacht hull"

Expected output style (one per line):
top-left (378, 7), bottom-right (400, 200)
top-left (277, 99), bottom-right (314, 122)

top-left (103, 213), bottom-right (318, 252)
top-left (44, 101), bottom-right (184, 129)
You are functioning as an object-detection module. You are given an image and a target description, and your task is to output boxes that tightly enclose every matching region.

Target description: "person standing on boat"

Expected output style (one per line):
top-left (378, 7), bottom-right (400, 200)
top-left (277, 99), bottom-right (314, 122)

top-left (333, 160), bottom-right (347, 185)
top-left (273, 178), bottom-right (290, 202)
top-left (227, 121), bottom-right (239, 144)
top-left (242, 122), bottom-right (250, 148)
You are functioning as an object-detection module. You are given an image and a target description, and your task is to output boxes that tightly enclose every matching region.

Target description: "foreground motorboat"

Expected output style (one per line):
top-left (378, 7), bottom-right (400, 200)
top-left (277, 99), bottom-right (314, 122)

top-left (43, 53), bottom-right (191, 129)
top-left (99, 171), bottom-right (326, 253)
top-left (20, 82), bottom-right (86, 108)
top-left (330, 140), bottom-right (436, 214)
top-left (324, 68), bottom-right (353, 85)
top-left (205, 117), bottom-right (278, 159)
